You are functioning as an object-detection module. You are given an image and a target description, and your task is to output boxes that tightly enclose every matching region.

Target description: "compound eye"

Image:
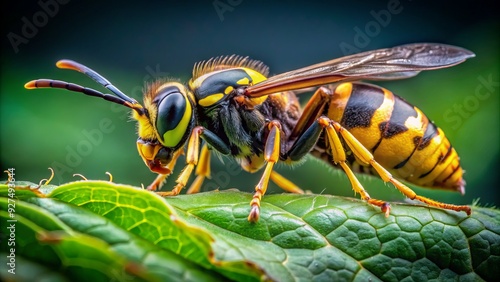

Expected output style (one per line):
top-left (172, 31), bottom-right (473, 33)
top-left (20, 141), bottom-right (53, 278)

top-left (156, 91), bottom-right (192, 148)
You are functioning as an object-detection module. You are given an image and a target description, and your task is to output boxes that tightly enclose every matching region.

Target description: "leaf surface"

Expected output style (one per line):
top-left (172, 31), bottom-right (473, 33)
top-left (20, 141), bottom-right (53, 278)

top-left (1, 181), bottom-right (498, 281)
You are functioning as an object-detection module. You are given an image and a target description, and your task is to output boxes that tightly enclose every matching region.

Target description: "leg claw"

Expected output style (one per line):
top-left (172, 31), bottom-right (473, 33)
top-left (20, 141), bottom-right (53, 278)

top-left (381, 202), bottom-right (391, 217)
top-left (248, 206), bottom-right (260, 222)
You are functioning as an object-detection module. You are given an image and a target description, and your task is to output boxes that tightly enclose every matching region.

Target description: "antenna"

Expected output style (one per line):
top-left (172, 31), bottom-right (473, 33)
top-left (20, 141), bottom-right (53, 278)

top-left (25, 60), bottom-right (145, 115)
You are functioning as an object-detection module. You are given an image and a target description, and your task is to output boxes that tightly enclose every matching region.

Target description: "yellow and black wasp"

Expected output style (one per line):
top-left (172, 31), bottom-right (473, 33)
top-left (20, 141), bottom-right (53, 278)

top-left (25, 43), bottom-right (474, 221)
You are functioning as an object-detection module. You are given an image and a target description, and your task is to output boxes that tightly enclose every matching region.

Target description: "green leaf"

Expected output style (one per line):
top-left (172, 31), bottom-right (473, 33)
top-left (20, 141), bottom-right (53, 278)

top-left (46, 181), bottom-right (266, 281)
top-left (1, 181), bottom-right (499, 281)
top-left (0, 199), bottom-right (148, 282)
top-left (24, 197), bottom-right (226, 282)
top-left (0, 254), bottom-right (69, 282)
top-left (167, 190), bottom-right (500, 281)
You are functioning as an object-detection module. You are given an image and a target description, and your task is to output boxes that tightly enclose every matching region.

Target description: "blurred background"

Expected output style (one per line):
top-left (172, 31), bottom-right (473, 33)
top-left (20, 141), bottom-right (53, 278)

top-left (1, 0), bottom-right (499, 208)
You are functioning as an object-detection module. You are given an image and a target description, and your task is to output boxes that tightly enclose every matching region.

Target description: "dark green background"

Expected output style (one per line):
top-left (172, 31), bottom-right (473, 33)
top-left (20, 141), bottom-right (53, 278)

top-left (1, 0), bottom-right (499, 208)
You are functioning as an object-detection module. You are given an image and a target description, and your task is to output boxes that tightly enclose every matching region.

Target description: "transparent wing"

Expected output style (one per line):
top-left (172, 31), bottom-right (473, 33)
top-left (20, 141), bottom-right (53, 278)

top-left (245, 43), bottom-right (475, 97)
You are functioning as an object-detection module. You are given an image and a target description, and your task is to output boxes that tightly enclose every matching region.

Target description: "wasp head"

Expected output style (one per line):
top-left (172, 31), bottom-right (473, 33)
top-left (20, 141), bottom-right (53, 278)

top-left (24, 60), bottom-right (195, 176)
top-left (134, 81), bottom-right (195, 174)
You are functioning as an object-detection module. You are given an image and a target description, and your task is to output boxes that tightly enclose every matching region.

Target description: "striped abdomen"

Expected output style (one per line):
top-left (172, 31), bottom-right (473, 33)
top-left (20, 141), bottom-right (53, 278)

top-left (315, 82), bottom-right (464, 194)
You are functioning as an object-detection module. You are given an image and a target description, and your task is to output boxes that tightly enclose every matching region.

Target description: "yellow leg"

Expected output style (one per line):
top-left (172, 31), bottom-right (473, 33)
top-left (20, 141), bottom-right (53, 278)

top-left (318, 117), bottom-right (391, 215)
top-left (156, 126), bottom-right (202, 197)
top-left (187, 144), bottom-right (211, 194)
top-left (248, 121), bottom-right (282, 222)
top-left (329, 120), bottom-right (471, 215)
top-left (270, 171), bottom-right (304, 194)
top-left (149, 174), bottom-right (169, 192)
top-left (290, 86), bottom-right (332, 139)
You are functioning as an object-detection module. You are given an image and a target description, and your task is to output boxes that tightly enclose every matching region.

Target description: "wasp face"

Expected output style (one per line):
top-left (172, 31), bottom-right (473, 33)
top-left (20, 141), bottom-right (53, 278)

top-left (134, 81), bottom-right (194, 174)
top-left (136, 138), bottom-right (174, 174)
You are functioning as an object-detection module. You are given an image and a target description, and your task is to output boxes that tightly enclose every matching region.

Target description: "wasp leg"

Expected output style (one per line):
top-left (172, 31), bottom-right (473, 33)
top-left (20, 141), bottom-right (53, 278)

top-left (313, 117), bottom-right (394, 215)
top-left (148, 149), bottom-right (183, 191)
top-left (285, 86), bottom-right (333, 161)
top-left (248, 120), bottom-right (282, 222)
top-left (186, 144), bottom-right (211, 194)
top-left (281, 87), bottom-right (388, 213)
top-left (288, 113), bottom-right (387, 213)
top-left (290, 86), bottom-right (332, 139)
top-left (156, 126), bottom-right (231, 196)
top-left (270, 171), bottom-right (304, 194)
top-left (149, 174), bottom-right (168, 192)
top-left (331, 121), bottom-right (472, 215)
top-left (267, 87), bottom-right (331, 194)
top-left (157, 126), bottom-right (202, 196)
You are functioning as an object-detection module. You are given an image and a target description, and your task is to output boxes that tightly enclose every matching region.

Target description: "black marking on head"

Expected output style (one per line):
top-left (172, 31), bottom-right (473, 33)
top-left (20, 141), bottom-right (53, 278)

top-left (341, 84), bottom-right (385, 129)
top-left (156, 91), bottom-right (186, 138)
top-left (153, 86), bottom-right (182, 103)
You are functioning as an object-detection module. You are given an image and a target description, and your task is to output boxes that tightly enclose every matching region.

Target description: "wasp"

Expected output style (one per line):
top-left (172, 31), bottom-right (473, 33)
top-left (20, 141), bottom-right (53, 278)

top-left (25, 43), bottom-right (474, 221)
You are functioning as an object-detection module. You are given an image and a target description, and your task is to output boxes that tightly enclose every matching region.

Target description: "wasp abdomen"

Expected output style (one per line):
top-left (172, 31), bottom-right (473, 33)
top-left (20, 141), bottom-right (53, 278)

top-left (325, 82), bottom-right (464, 193)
